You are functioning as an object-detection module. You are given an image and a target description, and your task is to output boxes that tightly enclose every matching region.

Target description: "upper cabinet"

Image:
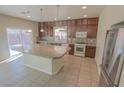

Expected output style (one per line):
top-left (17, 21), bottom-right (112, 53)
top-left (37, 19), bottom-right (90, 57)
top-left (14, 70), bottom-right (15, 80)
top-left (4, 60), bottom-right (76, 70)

top-left (76, 19), bottom-right (82, 26)
top-left (76, 19), bottom-right (87, 26)
top-left (87, 25), bottom-right (98, 38)
top-left (67, 20), bottom-right (76, 26)
top-left (38, 17), bottom-right (99, 39)
top-left (87, 18), bottom-right (98, 38)
top-left (82, 19), bottom-right (88, 25)
top-left (87, 18), bottom-right (98, 25)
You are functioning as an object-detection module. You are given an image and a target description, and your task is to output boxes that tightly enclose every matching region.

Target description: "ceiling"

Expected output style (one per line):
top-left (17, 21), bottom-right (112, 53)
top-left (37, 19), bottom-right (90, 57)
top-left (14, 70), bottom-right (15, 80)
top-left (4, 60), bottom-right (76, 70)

top-left (0, 5), bottom-right (105, 22)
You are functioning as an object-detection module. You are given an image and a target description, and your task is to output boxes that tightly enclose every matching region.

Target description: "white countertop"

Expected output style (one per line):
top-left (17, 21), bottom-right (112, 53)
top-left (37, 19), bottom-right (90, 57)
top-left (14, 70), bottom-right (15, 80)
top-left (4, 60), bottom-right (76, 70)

top-left (23, 44), bottom-right (67, 59)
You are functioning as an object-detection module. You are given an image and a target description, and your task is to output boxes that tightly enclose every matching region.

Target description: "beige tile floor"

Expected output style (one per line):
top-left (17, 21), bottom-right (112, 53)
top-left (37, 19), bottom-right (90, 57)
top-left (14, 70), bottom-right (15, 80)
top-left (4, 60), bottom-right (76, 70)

top-left (0, 55), bottom-right (99, 87)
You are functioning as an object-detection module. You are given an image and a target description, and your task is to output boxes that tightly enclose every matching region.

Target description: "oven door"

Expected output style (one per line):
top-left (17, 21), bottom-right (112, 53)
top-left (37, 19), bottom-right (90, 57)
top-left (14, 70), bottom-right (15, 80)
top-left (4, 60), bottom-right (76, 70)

top-left (74, 44), bottom-right (86, 56)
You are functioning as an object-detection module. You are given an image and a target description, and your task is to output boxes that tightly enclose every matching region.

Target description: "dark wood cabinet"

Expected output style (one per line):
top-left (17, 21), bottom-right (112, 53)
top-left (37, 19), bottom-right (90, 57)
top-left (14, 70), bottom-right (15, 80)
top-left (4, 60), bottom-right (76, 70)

top-left (87, 25), bottom-right (97, 38)
top-left (85, 46), bottom-right (96, 58)
top-left (87, 18), bottom-right (98, 25)
top-left (77, 19), bottom-right (82, 26)
top-left (71, 26), bottom-right (76, 38)
top-left (67, 26), bottom-right (72, 37)
top-left (76, 25), bottom-right (87, 32)
top-left (67, 20), bottom-right (72, 26)
top-left (82, 19), bottom-right (87, 25)
top-left (38, 17), bottom-right (98, 41)
top-left (76, 19), bottom-right (87, 26)
top-left (69, 44), bottom-right (74, 55)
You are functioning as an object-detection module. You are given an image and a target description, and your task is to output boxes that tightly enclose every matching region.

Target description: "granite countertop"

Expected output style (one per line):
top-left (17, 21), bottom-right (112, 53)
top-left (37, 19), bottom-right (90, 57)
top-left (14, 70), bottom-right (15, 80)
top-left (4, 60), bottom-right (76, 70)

top-left (68, 43), bottom-right (96, 47)
top-left (23, 44), bottom-right (67, 59)
top-left (86, 43), bottom-right (96, 47)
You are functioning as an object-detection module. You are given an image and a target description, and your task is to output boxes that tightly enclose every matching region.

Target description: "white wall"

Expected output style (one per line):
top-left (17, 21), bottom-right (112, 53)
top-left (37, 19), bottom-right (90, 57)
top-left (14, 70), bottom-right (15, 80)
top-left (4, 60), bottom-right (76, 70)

top-left (0, 14), bottom-right (38, 61)
top-left (96, 6), bottom-right (124, 74)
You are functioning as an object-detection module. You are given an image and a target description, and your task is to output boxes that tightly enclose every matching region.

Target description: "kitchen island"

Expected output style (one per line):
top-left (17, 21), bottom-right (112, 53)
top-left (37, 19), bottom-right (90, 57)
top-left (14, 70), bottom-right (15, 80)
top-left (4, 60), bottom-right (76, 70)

top-left (23, 44), bottom-right (67, 75)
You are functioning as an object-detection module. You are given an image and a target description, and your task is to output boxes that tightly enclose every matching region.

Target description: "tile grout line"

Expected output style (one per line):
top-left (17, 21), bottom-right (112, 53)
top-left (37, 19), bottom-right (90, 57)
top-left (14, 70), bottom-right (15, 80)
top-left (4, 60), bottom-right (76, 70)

top-left (76, 58), bottom-right (83, 87)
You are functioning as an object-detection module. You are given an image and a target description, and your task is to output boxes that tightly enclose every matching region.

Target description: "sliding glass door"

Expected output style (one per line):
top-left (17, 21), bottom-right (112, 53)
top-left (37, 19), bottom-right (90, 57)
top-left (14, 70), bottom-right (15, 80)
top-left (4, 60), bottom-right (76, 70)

top-left (21, 30), bottom-right (33, 51)
top-left (7, 28), bottom-right (33, 56)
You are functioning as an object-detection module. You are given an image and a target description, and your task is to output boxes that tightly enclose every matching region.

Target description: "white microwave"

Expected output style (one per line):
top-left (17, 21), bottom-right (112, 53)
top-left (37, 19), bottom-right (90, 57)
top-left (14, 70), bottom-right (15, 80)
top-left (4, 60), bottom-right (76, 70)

top-left (76, 32), bottom-right (87, 38)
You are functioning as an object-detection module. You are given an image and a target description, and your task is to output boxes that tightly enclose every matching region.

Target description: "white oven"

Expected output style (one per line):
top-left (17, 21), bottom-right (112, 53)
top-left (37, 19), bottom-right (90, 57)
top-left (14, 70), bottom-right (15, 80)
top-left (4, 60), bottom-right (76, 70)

top-left (74, 32), bottom-right (87, 57)
top-left (74, 44), bottom-right (86, 56)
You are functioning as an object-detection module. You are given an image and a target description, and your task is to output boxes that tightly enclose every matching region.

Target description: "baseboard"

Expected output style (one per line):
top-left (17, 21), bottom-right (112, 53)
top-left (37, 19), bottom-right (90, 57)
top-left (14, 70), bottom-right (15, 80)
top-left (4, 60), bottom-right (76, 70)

top-left (52, 65), bottom-right (64, 75)
top-left (24, 64), bottom-right (53, 75)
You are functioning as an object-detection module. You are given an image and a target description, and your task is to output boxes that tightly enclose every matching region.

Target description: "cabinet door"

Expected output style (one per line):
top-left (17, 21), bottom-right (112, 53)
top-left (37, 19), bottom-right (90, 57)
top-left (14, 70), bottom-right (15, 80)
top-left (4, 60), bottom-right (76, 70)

top-left (67, 20), bottom-right (72, 26)
top-left (67, 26), bottom-right (72, 38)
top-left (50, 26), bottom-right (53, 36)
top-left (77, 19), bottom-right (82, 26)
top-left (85, 46), bottom-right (96, 58)
top-left (87, 25), bottom-right (97, 38)
top-left (71, 26), bottom-right (76, 38)
top-left (69, 44), bottom-right (74, 55)
top-left (87, 18), bottom-right (98, 25)
top-left (76, 25), bottom-right (87, 32)
top-left (71, 20), bottom-right (76, 26)
top-left (82, 19), bottom-right (87, 25)
top-left (62, 21), bottom-right (67, 26)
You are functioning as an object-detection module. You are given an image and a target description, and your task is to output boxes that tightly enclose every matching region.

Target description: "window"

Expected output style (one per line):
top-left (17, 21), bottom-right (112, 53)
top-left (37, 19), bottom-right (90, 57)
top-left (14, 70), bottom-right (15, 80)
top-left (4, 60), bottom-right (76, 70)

top-left (54, 27), bottom-right (67, 43)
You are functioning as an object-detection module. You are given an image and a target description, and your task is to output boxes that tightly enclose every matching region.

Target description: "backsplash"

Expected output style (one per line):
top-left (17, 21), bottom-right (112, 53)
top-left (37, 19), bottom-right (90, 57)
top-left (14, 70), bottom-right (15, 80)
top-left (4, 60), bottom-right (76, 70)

top-left (86, 38), bottom-right (96, 46)
top-left (68, 37), bottom-right (96, 46)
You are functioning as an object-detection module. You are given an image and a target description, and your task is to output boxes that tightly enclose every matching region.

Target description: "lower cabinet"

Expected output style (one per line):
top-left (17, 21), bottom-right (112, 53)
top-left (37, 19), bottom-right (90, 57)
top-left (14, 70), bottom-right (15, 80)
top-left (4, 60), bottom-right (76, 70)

top-left (69, 44), bottom-right (74, 55)
top-left (85, 46), bottom-right (96, 58)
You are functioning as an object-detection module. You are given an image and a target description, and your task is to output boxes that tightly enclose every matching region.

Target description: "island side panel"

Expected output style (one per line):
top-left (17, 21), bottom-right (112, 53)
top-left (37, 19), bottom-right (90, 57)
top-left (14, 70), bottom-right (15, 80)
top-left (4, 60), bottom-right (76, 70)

top-left (23, 53), bottom-right (53, 75)
top-left (52, 56), bottom-right (64, 75)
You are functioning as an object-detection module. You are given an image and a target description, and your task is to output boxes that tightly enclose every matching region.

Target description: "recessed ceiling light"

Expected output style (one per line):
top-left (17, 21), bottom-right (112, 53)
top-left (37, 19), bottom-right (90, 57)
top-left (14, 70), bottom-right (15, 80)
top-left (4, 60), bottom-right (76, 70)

top-left (67, 17), bottom-right (71, 19)
top-left (54, 18), bottom-right (57, 20)
top-left (27, 15), bottom-right (31, 18)
top-left (82, 6), bottom-right (87, 9)
top-left (83, 14), bottom-right (87, 18)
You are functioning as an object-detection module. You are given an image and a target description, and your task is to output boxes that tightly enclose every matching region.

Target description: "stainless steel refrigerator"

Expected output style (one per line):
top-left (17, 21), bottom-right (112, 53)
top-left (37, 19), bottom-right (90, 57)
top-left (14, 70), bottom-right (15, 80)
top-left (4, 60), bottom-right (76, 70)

top-left (99, 22), bottom-right (124, 87)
